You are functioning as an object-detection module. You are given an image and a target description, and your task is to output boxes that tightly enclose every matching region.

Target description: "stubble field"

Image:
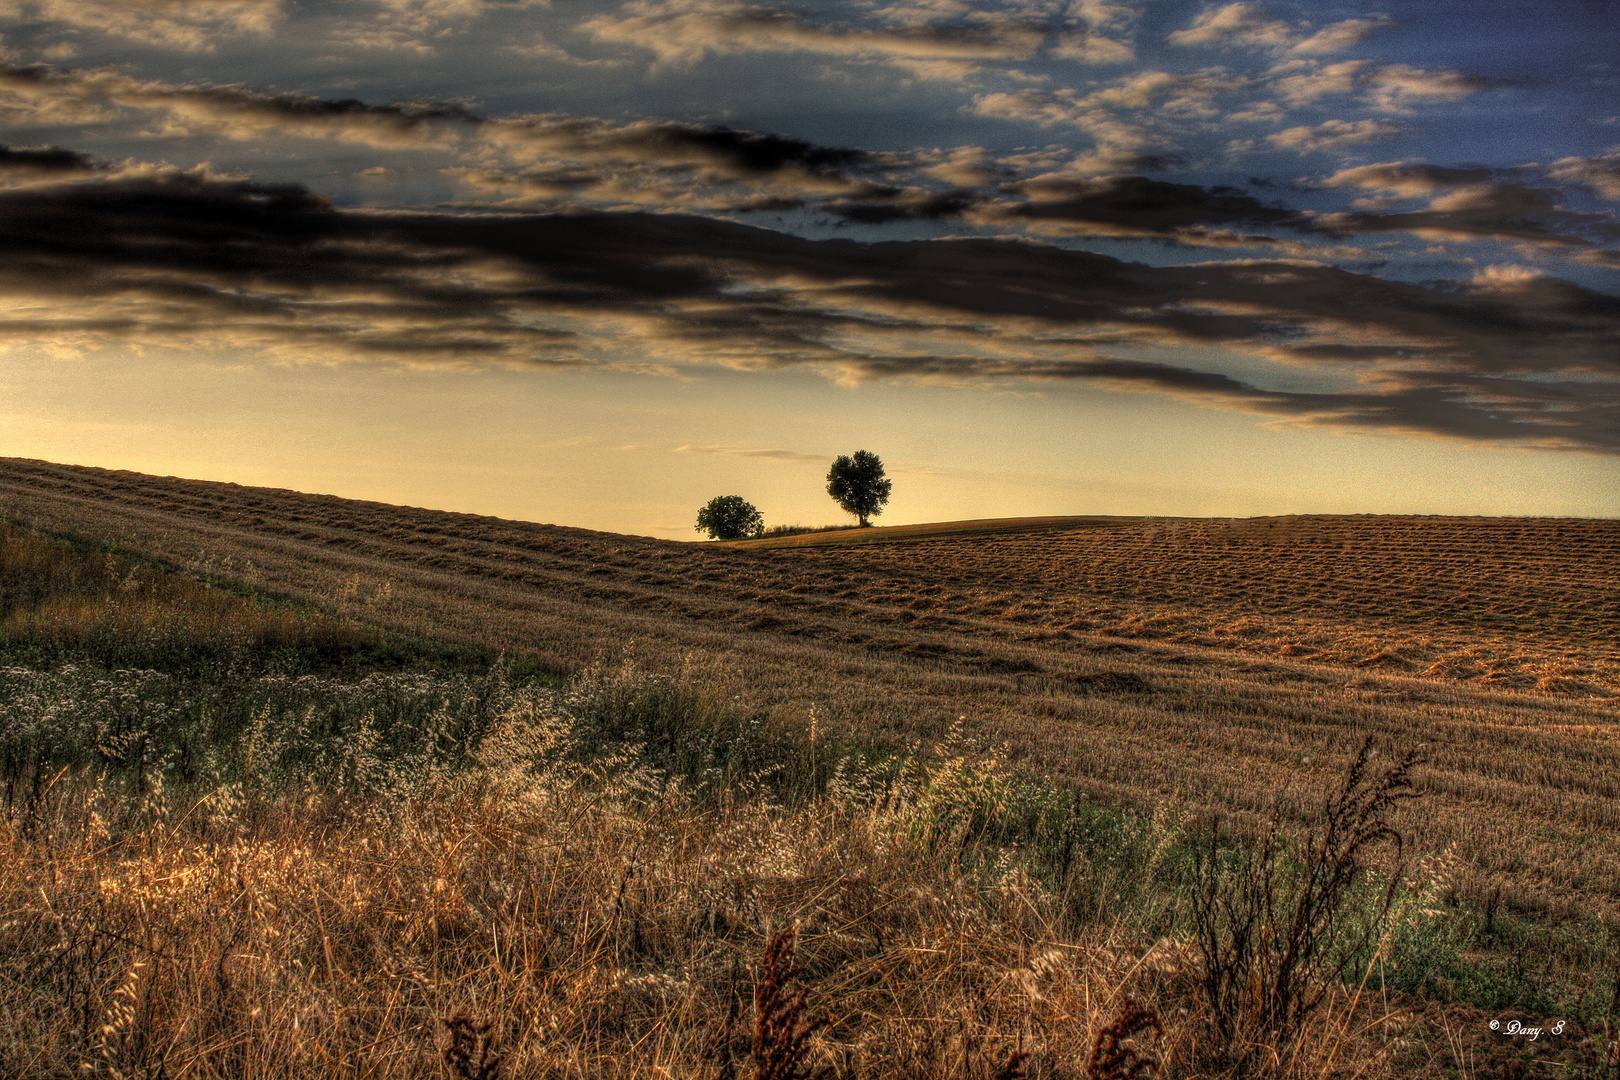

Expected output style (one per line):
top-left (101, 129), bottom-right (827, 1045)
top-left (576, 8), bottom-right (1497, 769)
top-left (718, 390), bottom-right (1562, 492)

top-left (1, 454), bottom-right (1615, 926)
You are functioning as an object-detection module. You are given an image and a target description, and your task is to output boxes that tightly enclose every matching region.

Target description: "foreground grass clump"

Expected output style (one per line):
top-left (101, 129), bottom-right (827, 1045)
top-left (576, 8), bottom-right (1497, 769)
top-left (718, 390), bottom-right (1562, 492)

top-left (0, 664), bottom-right (534, 822)
top-left (0, 718), bottom-right (1376, 1077)
top-left (8, 663), bottom-right (1616, 1079)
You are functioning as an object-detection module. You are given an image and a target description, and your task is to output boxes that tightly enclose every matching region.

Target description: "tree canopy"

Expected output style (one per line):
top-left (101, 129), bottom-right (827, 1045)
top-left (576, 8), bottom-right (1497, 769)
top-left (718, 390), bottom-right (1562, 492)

top-left (826, 450), bottom-right (892, 527)
top-left (695, 495), bottom-right (764, 540)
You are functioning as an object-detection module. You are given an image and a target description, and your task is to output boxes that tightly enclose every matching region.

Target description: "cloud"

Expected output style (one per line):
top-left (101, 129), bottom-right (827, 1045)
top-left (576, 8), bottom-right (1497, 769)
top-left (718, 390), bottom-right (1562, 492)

top-left (0, 62), bottom-right (118, 124)
top-left (975, 69), bottom-right (1243, 124)
top-left (580, 0), bottom-right (1046, 74)
top-left (1322, 160), bottom-right (1495, 197)
top-left (1049, 31), bottom-right (1133, 64)
top-left (1289, 16), bottom-right (1392, 56)
top-left (971, 69), bottom-right (1248, 170)
top-left (0, 167), bottom-right (1614, 453)
top-left (457, 115), bottom-right (896, 214)
top-left (1168, 3), bottom-right (1297, 51)
top-left (1363, 64), bottom-right (1486, 113)
top-left (1268, 118), bottom-right (1406, 153)
top-left (6, 65), bottom-right (1584, 254)
top-left (979, 173), bottom-right (1295, 237)
top-left (1309, 166), bottom-right (1615, 247)
top-left (368, 0), bottom-right (545, 31)
top-left (502, 34), bottom-right (628, 67)
top-left (675, 444), bottom-right (827, 461)
top-left (133, 83), bottom-right (480, 147)
top-left (1549, 152), bottom-right (1620, 200)
top-left (1270, 58), bottom-right (1368, 105)
top-left (0, 141), bottom-right (100, 181)
top-left (1085, 67), bottom-right (1251, 112)
top-left (1269, 59), bottom-right (1484, 113)
top-left (0, 0), bottom-right (285, 51)
top-left (0, 64), bottom-right (895, 211)
top-left (482, 115), bottom-right (874, 180)
top-left (822, 164), bottom-right (1317, 247)
top-left (1170, 4), bottom-right (1391, 56)
top-left (0, 63), bottom-right (480, 147)
top-left (330, 0), bottom-right (550, 54)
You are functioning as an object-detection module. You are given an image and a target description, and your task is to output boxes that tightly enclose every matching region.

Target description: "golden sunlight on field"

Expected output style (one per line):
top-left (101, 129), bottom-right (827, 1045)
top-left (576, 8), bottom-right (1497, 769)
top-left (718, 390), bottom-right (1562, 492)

top-left (1, 456), bottom-right (1616, 926)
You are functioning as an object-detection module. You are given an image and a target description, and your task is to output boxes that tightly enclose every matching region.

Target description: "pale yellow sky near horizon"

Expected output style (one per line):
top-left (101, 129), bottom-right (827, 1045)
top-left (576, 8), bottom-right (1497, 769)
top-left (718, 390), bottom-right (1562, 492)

top-left (6, 348), bottom-right (1616, 538)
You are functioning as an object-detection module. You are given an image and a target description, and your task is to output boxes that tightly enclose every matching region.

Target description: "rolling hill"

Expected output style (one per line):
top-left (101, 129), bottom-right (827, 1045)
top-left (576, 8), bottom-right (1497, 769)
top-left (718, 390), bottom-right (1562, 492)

top-left (1, 455), bottom-right (1617, 923)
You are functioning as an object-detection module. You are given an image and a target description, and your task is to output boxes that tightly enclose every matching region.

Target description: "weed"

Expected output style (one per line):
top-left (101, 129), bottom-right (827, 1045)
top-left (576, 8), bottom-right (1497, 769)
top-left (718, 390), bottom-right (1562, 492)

top-left (752, 926), bottom-right (825, 1080)
top-left (1085, 998), bottom-right (1164, 1079)
top-left (442, 1016), bottom-right (503, 1080)
top-left (1191, 737), bottom-right (1423, 1059)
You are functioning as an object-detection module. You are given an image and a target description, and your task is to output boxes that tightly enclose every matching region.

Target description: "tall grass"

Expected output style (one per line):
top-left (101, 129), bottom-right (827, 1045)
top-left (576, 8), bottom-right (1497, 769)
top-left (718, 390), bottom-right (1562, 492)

top-left (1189, 740), bottom-right (1422, 1063)
top-left (3, 657), bottom-right (1619, 1077)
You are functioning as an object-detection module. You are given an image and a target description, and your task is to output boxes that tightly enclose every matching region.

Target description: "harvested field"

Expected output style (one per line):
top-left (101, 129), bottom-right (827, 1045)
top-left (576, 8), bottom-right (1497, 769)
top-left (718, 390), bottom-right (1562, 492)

top-left (2, 455), bottom-right (1617, 922)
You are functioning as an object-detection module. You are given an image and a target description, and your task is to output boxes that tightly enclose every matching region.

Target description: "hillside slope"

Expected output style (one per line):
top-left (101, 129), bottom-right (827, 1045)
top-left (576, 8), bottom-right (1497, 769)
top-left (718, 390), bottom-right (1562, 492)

top-left (2, 456), bottom-right (1617, 919)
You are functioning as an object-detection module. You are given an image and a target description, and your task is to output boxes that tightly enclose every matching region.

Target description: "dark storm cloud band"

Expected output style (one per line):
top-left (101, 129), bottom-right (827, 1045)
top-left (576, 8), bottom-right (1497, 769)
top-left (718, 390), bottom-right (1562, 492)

top-left (0, 170), bottom-right (1615, 453)
top-left (4, 62), bottom-right (1614, 250)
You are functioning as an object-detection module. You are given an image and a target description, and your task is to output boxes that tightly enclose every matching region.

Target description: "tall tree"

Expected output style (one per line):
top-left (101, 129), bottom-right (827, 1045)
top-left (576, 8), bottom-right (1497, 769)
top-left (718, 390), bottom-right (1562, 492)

top-left (826, 450), bottom-right (892, 527)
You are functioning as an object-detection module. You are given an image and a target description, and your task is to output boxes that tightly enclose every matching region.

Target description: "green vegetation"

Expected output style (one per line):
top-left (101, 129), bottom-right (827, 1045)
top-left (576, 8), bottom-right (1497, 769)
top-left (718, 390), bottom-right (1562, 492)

top-left (695, 494), bottom-right (765, 540)
top-left (826, 449), bottom-right (892, 527)
top-left (757, 522), bottom-right (860, 538)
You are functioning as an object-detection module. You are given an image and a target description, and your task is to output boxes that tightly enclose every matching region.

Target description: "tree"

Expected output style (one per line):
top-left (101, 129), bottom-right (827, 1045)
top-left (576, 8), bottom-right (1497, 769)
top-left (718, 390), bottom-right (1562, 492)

top-left (826, 450), bottom-right (891, 527)
top-left (695, 495), bottom-right (764, 540)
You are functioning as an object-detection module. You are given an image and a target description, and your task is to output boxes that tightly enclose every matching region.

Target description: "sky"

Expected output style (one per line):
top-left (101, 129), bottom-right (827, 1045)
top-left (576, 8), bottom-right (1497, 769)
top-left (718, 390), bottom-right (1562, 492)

top-left (0, 0), bottom-right (1616, 536)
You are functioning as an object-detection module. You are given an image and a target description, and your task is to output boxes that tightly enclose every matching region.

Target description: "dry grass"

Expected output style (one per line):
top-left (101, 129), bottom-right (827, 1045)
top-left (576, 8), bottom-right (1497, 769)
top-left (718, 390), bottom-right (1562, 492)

top-left (0, 695), bottom-right (1479, 1080)
top-left (0, 456), bottom-right (1616, 931)
top-left (734, 517), bottom-right (1130, 550)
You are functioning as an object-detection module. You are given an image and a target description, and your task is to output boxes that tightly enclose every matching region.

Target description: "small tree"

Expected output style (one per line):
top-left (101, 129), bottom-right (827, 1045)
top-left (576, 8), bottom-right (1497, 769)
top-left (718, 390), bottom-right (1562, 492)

top-left (695, 495), bottom-right (764, 540)
top-left (826, 450), bottom-right (891, 527)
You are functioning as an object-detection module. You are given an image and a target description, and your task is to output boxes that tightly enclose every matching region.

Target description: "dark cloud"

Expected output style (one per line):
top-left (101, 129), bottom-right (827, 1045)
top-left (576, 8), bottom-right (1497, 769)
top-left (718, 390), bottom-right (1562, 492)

top-left (2, 63), bottom-right (885, 208)
top-left (829, 175), bottom-right (1299, 239)
top-left (1308, 159), bottom-right (1620, 248)
top-left (480, 114), bottom-right (876, 191)
top-left (166, 84), bottom-right (479, 124)
top-left (0, 169), bottom-right (1615, 451)
top-left (624, 124), bottom-right (868, 176)
top-left (9, 62), bottom-right (1603, 253)
top-left (0, 142), bottom-right (101, 176)
top-left (991, 174), bottom-right (1295, 235)
top-left (1312, 181), bottom-right (1615, 246)
top-left (827, 186), bottom-right (981, 224)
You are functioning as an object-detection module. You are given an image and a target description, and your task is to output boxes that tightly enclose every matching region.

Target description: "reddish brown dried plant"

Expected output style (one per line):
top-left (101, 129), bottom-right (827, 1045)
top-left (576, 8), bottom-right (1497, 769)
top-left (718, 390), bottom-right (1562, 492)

top-left (442, 1015), bottom-right (502, 1080)
top-left (752, 926), bottom-right (826, 1080)
top-left (991, 1048), bottom-right (1032, 1079)
top-left (1086, 999), bottom-right (1164, 1080)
